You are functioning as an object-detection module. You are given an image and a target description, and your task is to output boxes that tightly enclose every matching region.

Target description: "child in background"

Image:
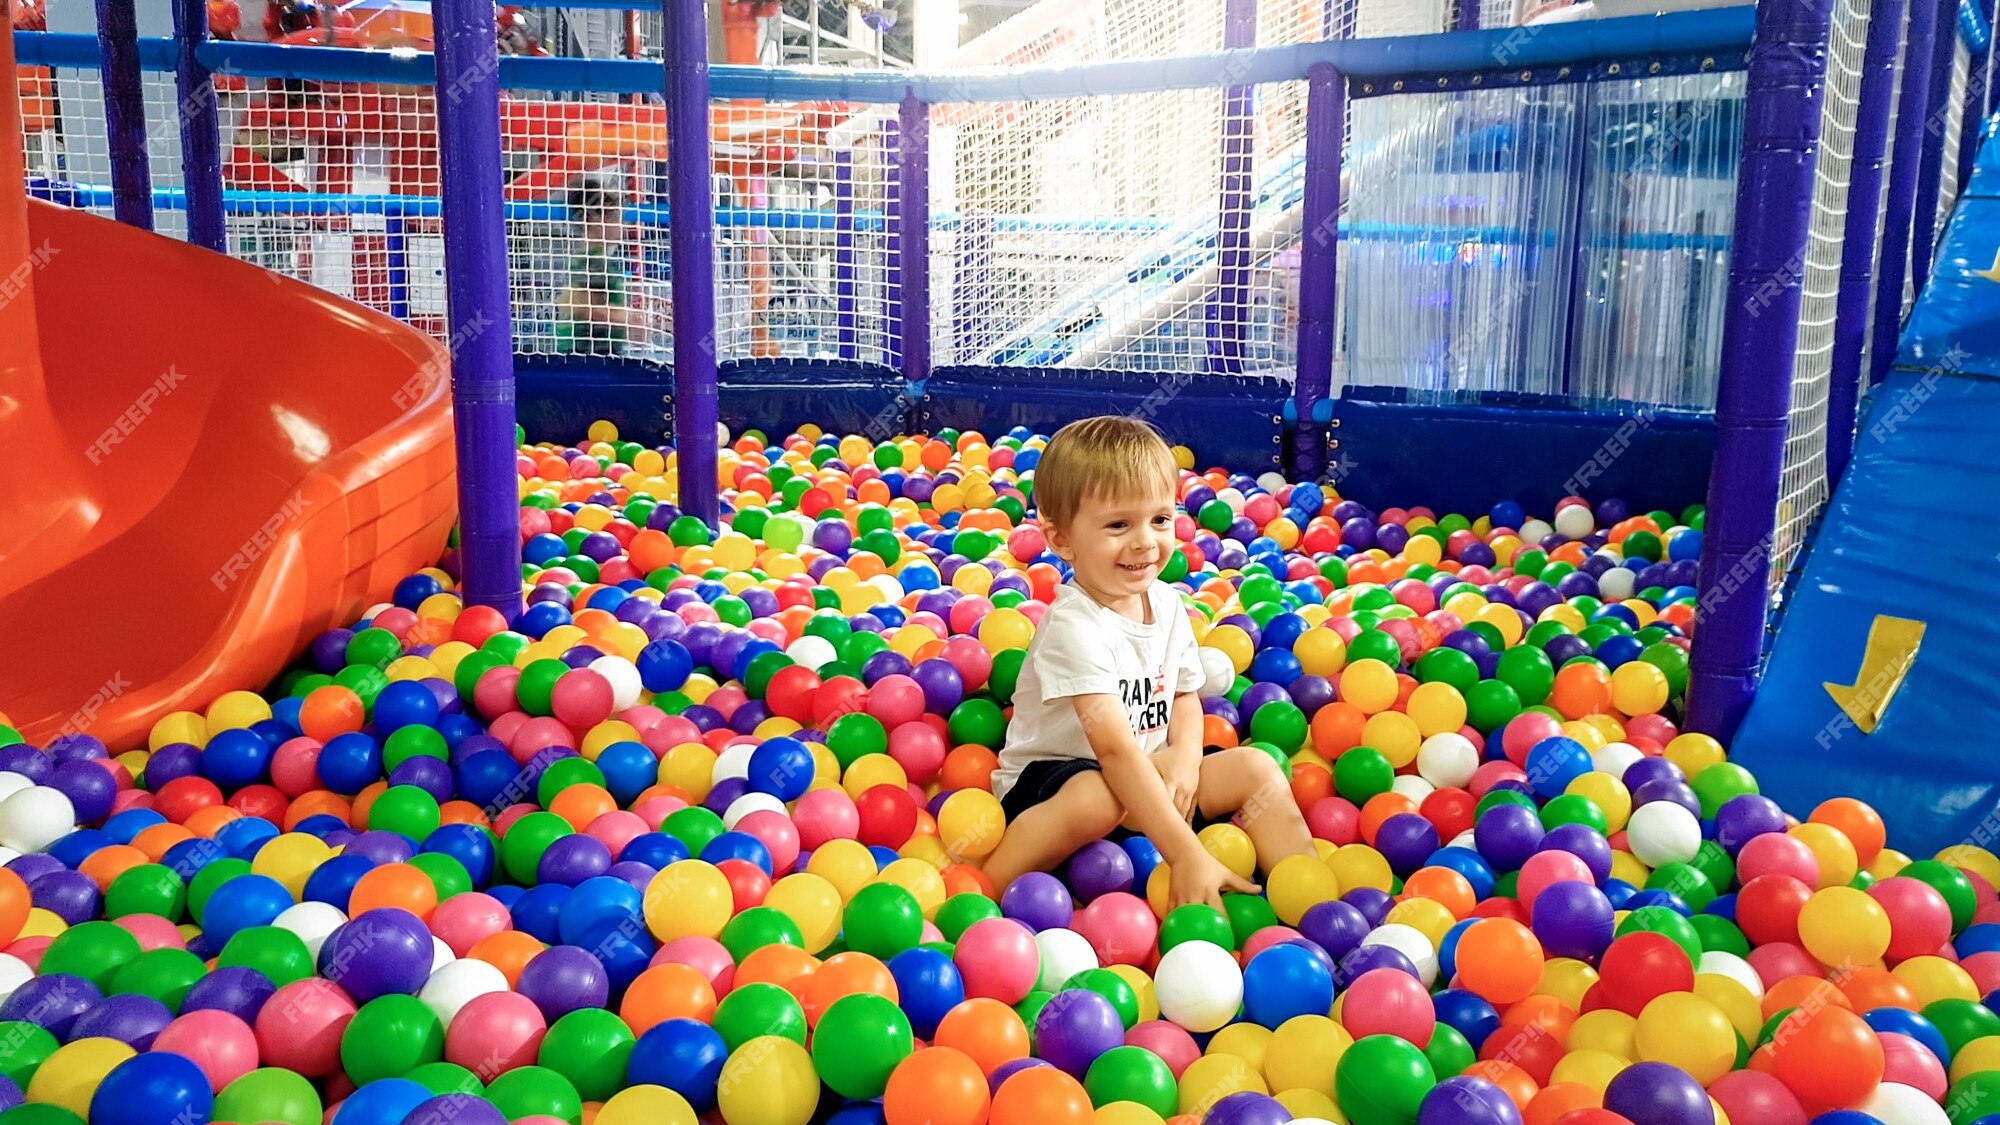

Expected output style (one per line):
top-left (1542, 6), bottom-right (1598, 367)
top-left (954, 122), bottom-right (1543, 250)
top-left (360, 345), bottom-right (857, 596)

top-left (556, 172), bottom-right (642, 356)
top-left (979, 416), bottom-right (1315, 909)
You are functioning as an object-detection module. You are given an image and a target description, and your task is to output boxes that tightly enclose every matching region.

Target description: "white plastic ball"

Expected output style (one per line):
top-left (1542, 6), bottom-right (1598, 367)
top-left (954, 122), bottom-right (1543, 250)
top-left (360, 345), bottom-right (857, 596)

top-left (588, 656), bottom-right (644, 712)
top-left (0, 774), bottom-right (34, 805)
top-left (0, 786), bottom-right (75, 855)
top-left (1416, 733), bottom-right (1478, 789)
top-left (784, 636), bottom-right (840, 672)
top-left (1361, 923), bottom-right (1439, 987)
top-left (1554, 505), bottom-right (1595, 541)
top-left (1593, 742), bottom-right (1645, 777)
top-left (0, 953), bottom-right (32, 1005)
top-left (0, 847), bottom-right (21, 868)
top-left (274, 902), bottom-right (348, 959)
top-left (1519, 519), bottom-right (1554, 545)
top-left (1389, 776), bottom-right (1435, 805)
top-left (1697, 951), bottom-right (1764, 999)
top-left (712, 743), bottom-right (756, 785)
top-left (723, 792), bottom-right (787, 829)
top-left (419, 957), bottom-right (510, 1026)
top-left (1597, 567), bottom-right (1638, 602)
top-left (1855, 1084), bottom-right (1949, 1125)
top-left (1256, 473), bottom-right (1288, 493)
top-left (1154, 940), bottom-right (1243, 1033)
top-left (430, 936), bottom-right (455, 973)
top-left (1034, 927), bottom-right (1100, 994)
top-left (1198, 649), bottom-right (1236, 698)
top-left (1215, 488), bottom-right (1247, 513)
top-left (1447, 831), bottom-right (1476, 851)
top-left (1626, 801), bottom-right (1702, 867)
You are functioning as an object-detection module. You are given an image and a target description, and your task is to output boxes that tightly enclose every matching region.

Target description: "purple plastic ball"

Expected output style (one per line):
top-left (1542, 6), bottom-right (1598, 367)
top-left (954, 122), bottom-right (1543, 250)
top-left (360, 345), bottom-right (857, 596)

top-left (1622, 756), bottom-right (1685, 794)
top-left (1603, 1061), bottom-right (1716, 1125)
top-left (0, 974), bottom-right (100, 1037)
top-left (1375, 813), bottom-right (1442, 877)
top-left (1537, 823), bottom-right (1614, 884)
top-left (1474, 803), bottom-right (1546, 871)
top-left (317, 908), bottom-right (433, 1003)
top-left (1713, 794), bottom-right (1789, 854)
top-left (1418, 1076), bottom-right (1523, 1125)
top-left (999, 871), bottom-right (1073, 932)
top-left (1209, 1092), bottom-right (1293, 1125)
top-left (31, 870), bottom-right (101, 926)
top-left (0, 746), bottom-right (52, 784)
top-left (516, 945), bottom-right (611, 1022)
top-left (537, 835), bottom-right (614, 887)
top-left (405, 1094), bottom-right (508, 1125)
top-left (70, 993), bottom-right (173, 1049)
top-left (1529, 880), bottom-right (1616, 960)
top-left (1034, 989), bottom-right (1124, 1077)
top-left (911, 660), bottom-right (965, 714)
top-left (344, 831), bottom-right (415, 866)
top-left (181, 966), bottom-right (276, 1023)
top-left (1334, 943), bottom-right (1418, 990)
top-left (1343, 886), bottom-right (1394, 928)
top-left (1062, 841), bottom-right (1134, 906)
top-left (1299, 900), bottom-right (1371, 962)
top-left (987, 1057), bottom-right (1051, 1093)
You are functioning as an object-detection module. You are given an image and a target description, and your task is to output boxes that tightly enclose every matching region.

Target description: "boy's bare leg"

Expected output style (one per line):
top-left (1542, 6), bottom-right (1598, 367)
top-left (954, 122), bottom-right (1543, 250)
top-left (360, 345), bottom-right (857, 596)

top-left (1197, 747), bottom-right (1314, 871)
top-left (980, 770), bottom-right (1126, 894)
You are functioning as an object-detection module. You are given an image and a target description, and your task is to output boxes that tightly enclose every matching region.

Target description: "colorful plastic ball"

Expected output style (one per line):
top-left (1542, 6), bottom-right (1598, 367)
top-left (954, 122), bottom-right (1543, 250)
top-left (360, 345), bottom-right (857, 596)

top-left (1242, 943), bottom-right (1334, 1029)
top-left (25, 1037), bottom-right (135, 1119)
top-left (813, 993), bottom-right (914, 1100)
top-left (1153, 940), bottom-right (1242, 1034)
top-left (316, 908), bottom-right (433, 1003)
top-left (443, 991), bottom-right (546, 1076)
top-left (716, 1036), bottom-right (820, 1125)
top-left (1334, 1034), bottom-right (1437, 1125)
top-left (213, 1067), bottom-right (322, 1125)
top-left (254, 978), bottom-right (356, 1077)
top-left (88, 1051), bottom-right (212, 1125)
top-left (152, 1010), bottom-right (259, 1094)
top-left (957, 919), bottom-right (1042, 1005)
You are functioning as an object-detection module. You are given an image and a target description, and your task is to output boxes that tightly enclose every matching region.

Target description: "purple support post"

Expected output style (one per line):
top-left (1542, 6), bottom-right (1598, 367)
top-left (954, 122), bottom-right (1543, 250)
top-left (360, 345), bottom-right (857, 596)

top-left (1208, 0), bottom-right (1257, 375)
top-left (664, 0), bottom-right (720, 527)
top-left (1909, 0), bottom-right (1961, 288)
top-left (1825, 0), bottom-right (1908, 486)
top-left (432, 0), bottom-right (521, 614)
top-left (1956, 4), bottom-right (1993, 195)
top-left (895, 92), bottom-right (931, 389)
top-left (1685, 0), bottom-right (1835, 741)
top-left (1870, 0), bottom-right (1946, 384)
top-left (93, 0), bottom-right (152, 230)
top-left (1456, 0), bottom-right (1482, 31)
top-left (1291, 63), bottom-right (1342, 481)
top-left (171, 0), bottom-right (224, 252)
top-left (834, 150), bottom-right (857, 362)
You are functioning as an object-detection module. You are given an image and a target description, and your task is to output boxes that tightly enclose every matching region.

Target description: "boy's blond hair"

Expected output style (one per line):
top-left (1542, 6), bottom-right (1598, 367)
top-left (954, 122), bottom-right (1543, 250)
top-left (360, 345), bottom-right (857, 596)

top-left (1033, 415), bottom-right (1179, 529)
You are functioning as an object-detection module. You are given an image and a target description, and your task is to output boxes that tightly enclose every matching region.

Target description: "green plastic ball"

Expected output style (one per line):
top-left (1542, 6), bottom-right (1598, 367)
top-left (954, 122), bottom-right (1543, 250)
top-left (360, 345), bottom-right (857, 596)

top-left (484, 1065), bottom-right (582, 1124)
top-left (713, 982), bottom-right (808, 1053)
top-left (340, 994), bottom-right (445, 1086)
top-left (218, 926), bottom-right (314, 989)
top-left (811, 993), bottom-right (914, 1100)
top-left (1159, 904), bottom-right (1234, 953)
top-left (1083, 1044), bottom-right (1177, 1115)
top-left (843, 883), bottom-right (923, 960)
top-left (538, 1007), bottom-right (637, 1103)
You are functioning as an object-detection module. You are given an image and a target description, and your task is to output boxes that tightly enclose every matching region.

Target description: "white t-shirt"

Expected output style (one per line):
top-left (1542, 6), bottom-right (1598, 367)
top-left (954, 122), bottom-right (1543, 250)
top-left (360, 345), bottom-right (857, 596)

top-left (992, 582), bottom-right (1205, 801)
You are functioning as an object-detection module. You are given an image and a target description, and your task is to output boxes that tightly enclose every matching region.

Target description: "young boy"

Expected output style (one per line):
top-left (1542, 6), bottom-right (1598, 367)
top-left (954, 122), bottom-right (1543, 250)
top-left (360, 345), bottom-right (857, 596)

top-left (980, 416), bottom-right (1315, 910)
top-left (556, 172), bottom-right (642, 355)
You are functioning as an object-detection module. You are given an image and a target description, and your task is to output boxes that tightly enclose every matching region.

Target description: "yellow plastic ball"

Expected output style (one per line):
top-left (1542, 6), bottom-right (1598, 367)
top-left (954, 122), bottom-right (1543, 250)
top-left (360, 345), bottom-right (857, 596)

top-left (716, 1036), bottom-right (820, 1125)
top-left (1271, 1089), bottom-right (1340, 1122)
top-left (1264, 1015), bottom-right (1350, 1098)
top-left (22, 908), bottom-right (68, 940)
top-left (1693, 973), bottom-right (1764, 1042)
top-left (1177, 1053), bottom-right (1268, 1117)
top-left (1293, 630), bottom-right (1348, 678)
top-left (26, 1038), bottom-right (134, 1119)
top-left (1405, 682), bottom-right (1466, 738)
top-left (978, 608), bottom-right (1036, 654)
top-left (1567, 773), bottom-right (1632, 834)
top-left (764, 873), bottom-right (843, 953)
top-left (842, 754), bottom-right (908, 800)
top-left (1948, 1034), bottom-right (2000, 1085)
top-left (1797, 886), bottom-right (1891, 966)
top-left (659, 744), bottom-right (718, 801)
top-left (1362, 712), bottom-right (1422, 769)
top-left (1207, 626), bottom-right (1256, 674)
top-left (1788, 822), bottom-right (1860, 889)
top-left (808, 839), bottom-right (879, 903)
top-left (1936, 845), bottom-right (2000, 891)
top-left (876, 858), bottom-right (946, 919)
top-left (1566, 1009), bottom-right (1637, 1059)
top-left (1633, 992), bottom-right (1737, 1084)
top-left (600, 1084), bottom-right (699, 1125)
top-left (582, 721), bottom-right (644, 759)
top-left (205, 690), bottom-right (272, 732)
top-left (1609, 662), bottom-right (1670, 716)
top-left (1326, 845), bottom-right (1393, 895)
top-left (1663, 732), bottom-right (1726, 776)
top-left (1267, 853), bottom-right (1342, 927)
top-left (149, 711), bottom-right (208, 751)
top-left (1536, 958), bottom-right (1600, 1010)
top-left (1894, 955), bottom-right (1979, 1006)
top-left (1339, 660), bottom-right (1399, 715)
top-left (1108, 964), bottom-right (1159, 1024)
top-left (1206, 1023), bottom-right (1272, 1073)
top-left (1382, 898), bottom-right (1455, 949)
top-left (643, 860), bottom-right (735, 942)
top-left (1095, 1103), bottom-right (1167, 1125)
top-left (1550, 1049), bottom-right (1627, 1094)
top-left (251, 833), bottom-right (334, 900)
top-left (1198, 824), bottom-right (1257, 881)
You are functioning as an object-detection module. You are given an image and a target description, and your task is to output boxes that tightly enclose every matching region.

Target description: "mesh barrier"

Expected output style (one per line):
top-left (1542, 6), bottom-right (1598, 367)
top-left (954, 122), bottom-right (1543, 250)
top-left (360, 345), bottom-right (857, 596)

top-left (709, 98), bottom-right (898, 365)
top-left (22, 63), bottom-right (187, 240)
top-left (1772, 0), bottom-right (1872, 589)
top-left (1937, 37), bottom-right (1972, 230)
top-left (1341, 84), bottom-right (1586, 401)
top-left (1570, 71), bottom-right (1743, 410)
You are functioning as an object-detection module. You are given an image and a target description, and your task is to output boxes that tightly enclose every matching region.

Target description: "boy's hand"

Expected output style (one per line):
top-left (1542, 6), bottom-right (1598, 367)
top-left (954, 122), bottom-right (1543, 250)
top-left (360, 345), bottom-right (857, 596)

top-left (1170, 850), bottom-right (1260, 912)
top-left (1156, 750), bottom-right (1200, 822)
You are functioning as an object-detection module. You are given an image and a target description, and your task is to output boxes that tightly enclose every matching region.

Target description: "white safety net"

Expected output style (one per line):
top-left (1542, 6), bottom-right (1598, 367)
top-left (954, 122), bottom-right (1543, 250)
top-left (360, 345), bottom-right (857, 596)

top-left (1773, 0), bottom-right (1871, 588)
top-left (20, 63), bottom-right (187, 240)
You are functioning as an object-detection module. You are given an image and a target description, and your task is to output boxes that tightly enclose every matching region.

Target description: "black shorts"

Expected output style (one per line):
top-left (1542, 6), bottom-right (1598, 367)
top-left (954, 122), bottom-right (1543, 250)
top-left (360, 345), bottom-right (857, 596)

top-left (999, 748), bottom-right (1230, 833)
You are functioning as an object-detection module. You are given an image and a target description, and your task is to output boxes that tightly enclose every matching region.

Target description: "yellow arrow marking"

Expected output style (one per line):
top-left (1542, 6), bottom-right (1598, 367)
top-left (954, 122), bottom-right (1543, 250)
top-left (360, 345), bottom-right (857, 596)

top-left (1975, 249), bottom-right (2000, 283)
top-left (1823, 615), bottom-right (1926, 734)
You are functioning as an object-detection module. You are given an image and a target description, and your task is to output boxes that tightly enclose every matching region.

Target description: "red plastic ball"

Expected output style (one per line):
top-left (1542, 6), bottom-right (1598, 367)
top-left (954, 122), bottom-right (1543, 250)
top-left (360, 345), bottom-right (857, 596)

top-left (856, 784), bottom-right (919, 848)
top-left (154, 776), bottom-right (225, 824)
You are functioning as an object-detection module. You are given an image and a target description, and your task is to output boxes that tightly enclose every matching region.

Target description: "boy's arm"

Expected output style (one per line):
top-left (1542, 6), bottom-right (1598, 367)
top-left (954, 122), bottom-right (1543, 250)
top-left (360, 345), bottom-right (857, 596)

top-left (1074, 694), bottom-right (1257, 909)
top-left (1155, 692), bottom-right (1205, 818)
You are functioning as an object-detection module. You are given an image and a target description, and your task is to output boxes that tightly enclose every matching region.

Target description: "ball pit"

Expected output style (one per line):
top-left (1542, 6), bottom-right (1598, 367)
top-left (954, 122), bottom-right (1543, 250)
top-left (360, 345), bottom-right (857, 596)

top-left (0, 419), bottom-right (1997, 1125)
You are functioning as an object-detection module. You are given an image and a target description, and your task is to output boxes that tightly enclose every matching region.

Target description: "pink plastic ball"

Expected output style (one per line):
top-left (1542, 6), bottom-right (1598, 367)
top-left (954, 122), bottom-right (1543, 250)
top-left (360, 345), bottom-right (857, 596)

top-left (255, 978), bottom-right (357, 1077)
top-left (1305, 797), bottom-right (1360, 846)
top-left (6, 937), bottom-right (50, 969)
top-left (794, 789), bottom-right (861, 851)
top-left (746, 619), bottom-right (788, 647)
top-left (1745, 942), bottom-right (1824, 989)
top-left (1708, 1070), bottom-right (1806, 1125)
top-left (1241, 926), bottom-right (1305, 963)
top-left (445, 991), bottom-right (546, 1074)
top-left (1468, 761), bottom-right (1529, 798)
top-left (940, 637), bottom-right (992, 691)
top-left (955, 918), bottom-right (1041, 1004)
top-left (946, 598), bottom-right (993, 637)
top-left (429, 892), bottom-right (513, 957)
top-left (473, 666), bottom-right (523, 721)
top-left (550, 669), bottom-right (615, 731)
top-left (113, 913), bottom-right (187, 952)
top-left (1073, 893), bottom-right (1159, 969)
top-left (1879, 1031), bottom-right (1948, 1099)
top-left (887, 724), bottom-right (948, 786)
top-left (270, 738), bottom-right (324, 799)
top-left (1518, 850), bottom-right (1595, 911)
top-left (706, 686), bottom-right (748, 720)
top-left (507, 717), bottom-right (574, 763)
top-left (632, 796), bottom-right (688, 828)
top-left (1869, 876), bottom-right (1954, 963)
top-left (1007, 527), bottom-right (1045, 562)
top-left (155, 1010), bottom-right (260, 1093)
top-left (1737, 833), bottom-right (1822, 886)
top-left (1500, 713), bottom-right (1564, 766)
top-left (487, 711), bottom-right (529, 747)
top-left (653, 935), bottom-right (736, 993)
top-left (735, 810), bottom-right (801, 875)
top-left (1125, 1021), bottom-right (1201, 1078)
top-left (108, 791), bottom-right (153, 817)
top-left (1339, 968), bottom-right (1434, 1047)
top-left (584, 810), bottom-right (649, 859)
top-left (864, 676), bottom-right (927, 730)
top-left (492, 805), bottom-right (539, 837)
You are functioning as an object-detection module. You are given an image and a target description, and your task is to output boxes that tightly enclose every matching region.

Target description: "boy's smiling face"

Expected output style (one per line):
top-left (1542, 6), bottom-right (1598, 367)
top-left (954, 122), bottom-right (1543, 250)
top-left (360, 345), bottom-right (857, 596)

top-left (1046, 476), bottom-right (1178, 613)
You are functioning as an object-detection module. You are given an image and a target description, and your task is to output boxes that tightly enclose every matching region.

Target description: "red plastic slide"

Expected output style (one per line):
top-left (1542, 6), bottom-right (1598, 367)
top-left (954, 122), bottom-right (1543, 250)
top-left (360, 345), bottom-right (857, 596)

top-left (0, 22), bottom-right (458, 750)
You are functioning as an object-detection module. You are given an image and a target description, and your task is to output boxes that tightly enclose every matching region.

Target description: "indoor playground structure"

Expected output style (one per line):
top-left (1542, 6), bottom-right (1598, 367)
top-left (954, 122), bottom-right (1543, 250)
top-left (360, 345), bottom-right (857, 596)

top-left (5, 0), bottom-right (2000, 1121)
